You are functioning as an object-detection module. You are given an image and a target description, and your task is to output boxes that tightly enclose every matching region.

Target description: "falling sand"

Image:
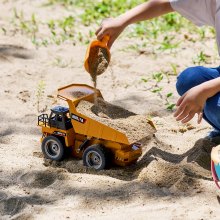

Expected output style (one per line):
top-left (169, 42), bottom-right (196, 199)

top-left (87, 46), bottom-right (109, 103)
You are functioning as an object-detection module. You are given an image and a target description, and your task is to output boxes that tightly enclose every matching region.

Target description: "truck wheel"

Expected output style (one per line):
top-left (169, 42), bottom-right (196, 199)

top-left (83, 145), bottom-right (108, 170)
top-left (42, 136), bottom-right (64, 161)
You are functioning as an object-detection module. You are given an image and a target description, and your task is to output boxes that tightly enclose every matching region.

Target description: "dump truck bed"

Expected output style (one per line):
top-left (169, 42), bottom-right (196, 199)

top-left (58, 84), bottom-right (131, 145)
top-left (57, 84), bottom-right (155, 145)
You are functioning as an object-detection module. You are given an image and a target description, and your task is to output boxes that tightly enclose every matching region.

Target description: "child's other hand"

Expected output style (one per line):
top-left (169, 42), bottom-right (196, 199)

top-left (95, 17), bottom-right (127, 48)
top-left (174, 85), bottom-right (208, 124)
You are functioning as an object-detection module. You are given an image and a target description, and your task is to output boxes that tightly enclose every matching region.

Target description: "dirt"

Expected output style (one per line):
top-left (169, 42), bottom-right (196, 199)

top-left (76, 97), bottom-right (155, 143)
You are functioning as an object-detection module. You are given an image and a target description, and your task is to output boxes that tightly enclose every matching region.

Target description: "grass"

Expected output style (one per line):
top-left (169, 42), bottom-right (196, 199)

top-left (5, 0), bottom-right (216, 112)
top-left (9, 0), bottom-right (215, 50)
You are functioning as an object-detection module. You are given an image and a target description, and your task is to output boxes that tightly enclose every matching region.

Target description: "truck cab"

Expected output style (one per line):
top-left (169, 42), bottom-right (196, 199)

top-left (38, 106), bottom-right (72, 131)
top-left (48, 106), bottom-right (72, 130)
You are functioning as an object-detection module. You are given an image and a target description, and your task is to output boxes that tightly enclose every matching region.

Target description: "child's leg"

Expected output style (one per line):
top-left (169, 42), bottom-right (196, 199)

top-left (176, 66), bottom-right (220, 130)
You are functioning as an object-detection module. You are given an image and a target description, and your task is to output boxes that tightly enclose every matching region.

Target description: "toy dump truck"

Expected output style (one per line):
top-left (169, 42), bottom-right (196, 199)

top-left (38, 84), bottom-right (152, 170)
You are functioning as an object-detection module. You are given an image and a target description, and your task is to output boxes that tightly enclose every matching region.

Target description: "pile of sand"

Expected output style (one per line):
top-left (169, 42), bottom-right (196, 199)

top-left (76, 98), bottom-right (155, 143)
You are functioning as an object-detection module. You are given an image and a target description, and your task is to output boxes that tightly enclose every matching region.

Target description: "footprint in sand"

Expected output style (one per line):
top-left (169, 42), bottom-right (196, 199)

top-left (18, 170), bottom-right (57, 188)
top-left (17, 91), bottom-right (31, 103)
top-left (0, 191), bottom-right (7, 202)
top-left (0, 197), bottom-right (26, 216)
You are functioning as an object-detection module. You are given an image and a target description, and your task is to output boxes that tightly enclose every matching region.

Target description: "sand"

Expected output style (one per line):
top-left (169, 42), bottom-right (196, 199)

top-left (88, 46), bottom-right (110, 104)
top-left (1, 0), bottom-right (220, 219)
top-left (76, 98), bottom-right (155, 143)
top-left (70, 91), bottom-right (87, 99)
top-left (88, 47), bottom-right (109, 77)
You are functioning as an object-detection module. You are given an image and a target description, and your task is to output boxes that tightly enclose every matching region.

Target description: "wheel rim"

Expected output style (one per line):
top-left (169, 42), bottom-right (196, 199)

top-left (44, 139), bottom-right (60, 159)
top-left (86, 150), bottom-right (103, 169)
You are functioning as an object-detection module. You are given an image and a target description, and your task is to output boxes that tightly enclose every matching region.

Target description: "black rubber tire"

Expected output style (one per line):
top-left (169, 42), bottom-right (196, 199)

top-left (83, 144), bottom-right (108, 170)
top-left (41, 136), bottom-right (65, 161)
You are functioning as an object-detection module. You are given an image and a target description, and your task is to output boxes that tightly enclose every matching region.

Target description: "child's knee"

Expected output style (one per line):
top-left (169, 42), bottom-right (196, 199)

top-left (176, 66), bottom-right (207, 96)
top-left (176, 67), bottom-right (197, 96)
top-left (204, 94), bottom-right (220, 129)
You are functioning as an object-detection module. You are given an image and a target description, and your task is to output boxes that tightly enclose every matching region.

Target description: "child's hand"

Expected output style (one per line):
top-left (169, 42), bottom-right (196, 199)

top-left (174, 85), bottom-right (208, 124)
top-left (95, 17), bottom-right (127, 48)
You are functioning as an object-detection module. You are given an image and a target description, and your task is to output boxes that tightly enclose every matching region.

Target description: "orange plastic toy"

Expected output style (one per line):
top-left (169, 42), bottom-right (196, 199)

top-left (37, 84), bottom-right (155, 170)
top-left (84, 35), bottom-right (111, 74)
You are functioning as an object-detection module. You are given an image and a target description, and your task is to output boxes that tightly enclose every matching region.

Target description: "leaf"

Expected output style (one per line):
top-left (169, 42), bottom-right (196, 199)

top-left (141, 78), bottom-right (148, 83)
top-left (166, 93), bottom-right (173, 98)
top-left (166, 104), bottom-right (176, 110)
top-left (151, 87), bottom-right (163, 93)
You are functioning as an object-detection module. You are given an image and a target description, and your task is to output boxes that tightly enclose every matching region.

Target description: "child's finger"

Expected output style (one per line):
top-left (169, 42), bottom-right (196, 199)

top-left (97, 30), bottom-right (104, 40)
top-left (97, 29), bottom-right (108, 41)
top-left (197, 112), bottom-right (203, 124)
top-left (175, 106), bottom-right (190, 121)
top-left (174, 102), bottom-right (186, 117)
top-left (176, 93), bottom-right (186, 106)
top-left (181, 112), bottom-right (195, 123)
top-left (95, 27), bottom-right (102, 36)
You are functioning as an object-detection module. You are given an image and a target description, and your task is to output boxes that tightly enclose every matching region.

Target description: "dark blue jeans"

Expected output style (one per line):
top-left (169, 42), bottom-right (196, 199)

top-left (176, 66), bottom-right (220, 130)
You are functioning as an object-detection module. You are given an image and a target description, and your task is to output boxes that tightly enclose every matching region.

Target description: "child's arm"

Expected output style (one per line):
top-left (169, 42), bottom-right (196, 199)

top-left (174, 78), bottom-right (220, 124)
top-left (96, 0), bottom-right (173, 48)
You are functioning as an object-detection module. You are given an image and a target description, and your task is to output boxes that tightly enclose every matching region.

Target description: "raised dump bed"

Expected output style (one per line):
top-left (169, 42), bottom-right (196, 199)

top-left (58, 84), bottom-right (155, 145)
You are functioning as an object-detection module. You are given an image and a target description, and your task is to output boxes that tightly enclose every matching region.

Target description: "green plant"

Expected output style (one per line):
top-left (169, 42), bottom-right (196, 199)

top-left (141, 71), bottom-right (175, 111)
top-left (36, 80), bottom-right (46, 113)
top-left (141, 77), bottom-right (149, 83)
top-left (12, 9), bottom-right (39, 38)
top-left (151, 87), bottom-right (163, 93)
top-left (170, 63), bottom-right (178, 76)
top-left (152, 72), bottom-right (163, 84)
top-left (159, 35), bottom-right (181, 51)
top-left (1, 27), bottom-right (6, 35)
top-left (193, 51), bottom-right (209, 65)
top-left (165, 93), bottom-right (175, 111)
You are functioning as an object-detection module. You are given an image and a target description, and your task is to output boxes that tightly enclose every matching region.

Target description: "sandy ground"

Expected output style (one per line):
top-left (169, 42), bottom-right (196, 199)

top-left (1, 0), bottom-right (220, 220)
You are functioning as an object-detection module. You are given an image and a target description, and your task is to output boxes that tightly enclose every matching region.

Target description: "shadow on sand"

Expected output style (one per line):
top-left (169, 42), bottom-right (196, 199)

top-left (43, 136), bottom-right (217, 183)
top-left (0, 44), bottom-right (34, 61)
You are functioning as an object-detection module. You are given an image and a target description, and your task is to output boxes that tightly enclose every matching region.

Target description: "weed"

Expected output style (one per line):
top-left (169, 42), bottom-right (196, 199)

top-left (159, 35), bottom-right (181, 51)
top-left (193, 51), bottom-right (209, 65)
top-left (170, 63), bottom-right (178, 76)
top-left (12, 9), bottom-right (39, 38)
top-left (36, 80), bottom-right (47, 113)
top-left (141, 71), bottom-right (175, 111)
top-left (165, 93), bottom-right (175, 111)
top-left (151, 87), bottom-right (163, 93)
top-left (141, 77), bottom-right (149, 83)
top-left (1, 27), bottom-right (6, 35)
top-left (152, 72), bottom-right (163, 85)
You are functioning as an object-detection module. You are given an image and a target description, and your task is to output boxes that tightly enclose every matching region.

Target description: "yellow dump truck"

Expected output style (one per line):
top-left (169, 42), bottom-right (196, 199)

top-left (38, 84), bottom-right (146, 170)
